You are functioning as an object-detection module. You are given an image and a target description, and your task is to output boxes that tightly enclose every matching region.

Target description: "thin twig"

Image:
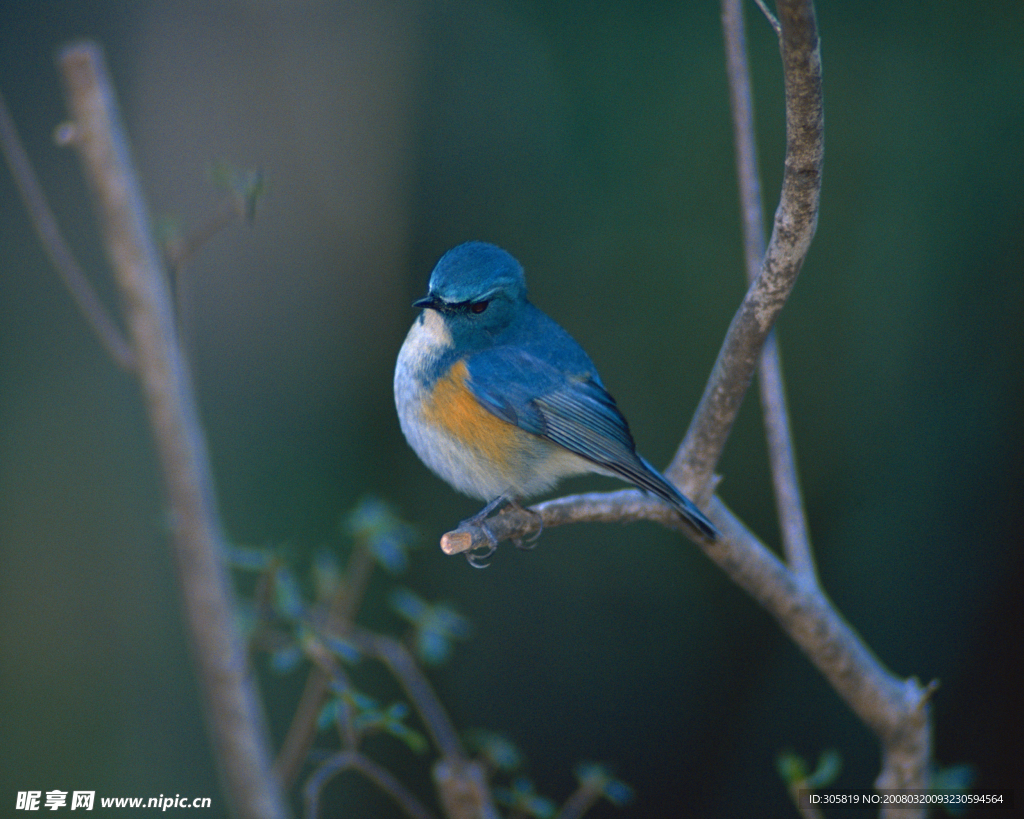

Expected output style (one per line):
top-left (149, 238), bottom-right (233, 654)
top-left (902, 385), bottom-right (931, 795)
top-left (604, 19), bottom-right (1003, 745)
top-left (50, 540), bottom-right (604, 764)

top-left (275, 544), bottom-right (377, 787)
top-left (347, 628), bottom-right (467, 760)
top-left (346, 627), bottom-right (499, 818)
top-left (754, 0), bottom-right (782, 36)
top-left (303, 750), bottom-right (437, 819)
top-left (298, 622), bottom-right (498, 819)
top-left (0, 87), bottom-right (135, 370)
top-left (57, 42), bottom-right (288, 819)
top-left (166, 195), bottom-right (249, 362)
top-left (432, 758), bottom-right (502, 819)
top-left (721, 0), bottom-right (815, 578)
top-left (164, 193), bottom-right (250, 271)
top-left (554, 783), bottom-right (602, 819)
top-left (278, 543), bottom-right (496, 817)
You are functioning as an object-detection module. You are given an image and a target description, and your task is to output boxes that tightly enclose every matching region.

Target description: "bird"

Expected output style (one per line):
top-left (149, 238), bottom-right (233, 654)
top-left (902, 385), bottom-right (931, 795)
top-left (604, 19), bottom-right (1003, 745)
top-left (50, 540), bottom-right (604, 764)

top-left (394, 241), bottom-right (718, 562)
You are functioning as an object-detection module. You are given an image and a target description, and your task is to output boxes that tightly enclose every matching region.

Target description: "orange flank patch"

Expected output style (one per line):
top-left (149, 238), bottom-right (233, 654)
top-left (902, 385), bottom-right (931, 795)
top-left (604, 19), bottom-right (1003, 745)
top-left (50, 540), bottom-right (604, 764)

top-left (422, 359), bottom-right (529, 471)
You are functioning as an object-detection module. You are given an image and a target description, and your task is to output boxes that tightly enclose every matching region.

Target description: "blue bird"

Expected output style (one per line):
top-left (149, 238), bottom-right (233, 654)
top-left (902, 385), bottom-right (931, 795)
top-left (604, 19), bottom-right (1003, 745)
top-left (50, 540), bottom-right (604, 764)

top-left (394, 241), bottom-right (718, 560)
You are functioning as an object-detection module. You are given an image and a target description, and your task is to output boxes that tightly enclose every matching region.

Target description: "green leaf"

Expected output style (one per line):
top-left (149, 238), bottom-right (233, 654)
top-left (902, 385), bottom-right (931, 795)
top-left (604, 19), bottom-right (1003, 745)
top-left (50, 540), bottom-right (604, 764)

top-left (495, 777), bottom-right (556, 819)
top-left (805, 750), bottom-right (842, 789)
top-left (338, 689), bottom-right (427, 753)
top-left (776, 750), bottom-right (809, 786)
top-left (575, 763), bottom-right (634, 807)
top-left (273, 565), bottom-right (305, 620)
top-left (389, 588), bottom-right (472, 665)
top-left (344, 497), bottom-right (415, 573)
top-left (776, 749), bottom-right (841, 789)
top-left (465, 729), bottom-right (522, 771)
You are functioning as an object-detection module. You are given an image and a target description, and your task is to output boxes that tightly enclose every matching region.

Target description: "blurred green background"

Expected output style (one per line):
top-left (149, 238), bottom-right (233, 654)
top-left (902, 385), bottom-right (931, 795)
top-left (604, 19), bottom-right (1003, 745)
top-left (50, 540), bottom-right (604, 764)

top-left (1, 1), bottom-right (1021, 816)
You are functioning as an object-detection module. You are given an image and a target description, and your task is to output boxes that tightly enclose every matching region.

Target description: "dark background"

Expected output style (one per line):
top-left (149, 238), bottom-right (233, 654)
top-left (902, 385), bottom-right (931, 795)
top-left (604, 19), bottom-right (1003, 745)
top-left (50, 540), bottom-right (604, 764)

top-left (1, 1), bottom-right (1021, 816)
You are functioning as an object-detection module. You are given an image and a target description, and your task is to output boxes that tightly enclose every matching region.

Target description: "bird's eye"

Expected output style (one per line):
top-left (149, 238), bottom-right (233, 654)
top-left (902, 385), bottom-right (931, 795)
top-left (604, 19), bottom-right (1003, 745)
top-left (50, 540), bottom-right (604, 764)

top-left (470, 300), bottom-right (489, 314)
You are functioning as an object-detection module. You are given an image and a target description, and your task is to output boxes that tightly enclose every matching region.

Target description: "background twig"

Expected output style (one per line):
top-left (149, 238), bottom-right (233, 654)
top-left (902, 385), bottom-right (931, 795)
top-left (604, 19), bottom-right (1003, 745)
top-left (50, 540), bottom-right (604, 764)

top-left (57, 41), bottom-right (288, 819)
top-left (0, 88), bottom-right (135, 370)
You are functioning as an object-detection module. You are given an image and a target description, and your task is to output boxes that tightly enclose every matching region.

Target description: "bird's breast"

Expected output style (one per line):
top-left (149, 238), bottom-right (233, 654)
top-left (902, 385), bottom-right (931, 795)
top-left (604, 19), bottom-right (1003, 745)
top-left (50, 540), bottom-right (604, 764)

top-left (395, 312), bottom-right (598, 501)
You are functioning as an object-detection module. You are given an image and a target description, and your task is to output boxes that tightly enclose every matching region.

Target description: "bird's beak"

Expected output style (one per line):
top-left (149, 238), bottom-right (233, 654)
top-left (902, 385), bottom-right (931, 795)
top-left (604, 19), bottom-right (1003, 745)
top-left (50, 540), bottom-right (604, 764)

top-left (413, 294), bottom-right (444, 311)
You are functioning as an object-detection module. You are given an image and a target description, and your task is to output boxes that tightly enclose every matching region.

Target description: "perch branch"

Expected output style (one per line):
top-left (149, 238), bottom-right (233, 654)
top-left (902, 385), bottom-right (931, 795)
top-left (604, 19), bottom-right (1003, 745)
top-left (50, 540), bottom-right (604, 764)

top-left (442, 0), bottom-right (824, 551)
top-left (57, 42), bottom-right (287, 819)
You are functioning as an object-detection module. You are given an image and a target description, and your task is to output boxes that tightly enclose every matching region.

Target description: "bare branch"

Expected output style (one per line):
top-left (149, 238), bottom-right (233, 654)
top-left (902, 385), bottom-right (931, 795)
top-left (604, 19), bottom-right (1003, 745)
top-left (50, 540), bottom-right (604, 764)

top-left (667, 0), bottom-right (824, 495)
top-left (721, 0), bottom-right (815, 577)
top-left (444, 488), bottom-right (935, 804)
top-left (754, 0), bottom-right (782, 36)
top-left (704, 496), bottom-right (935, 784)
top-left (440, 490), bottom-right (690, 557)
top-left (57, 41), bottom-right (287, 819)
top-left (721, 0), bottom-right (768, 281)
top-left (757, 334), bottom-right (815, 576)
top-left (0, 88), bottom-right (135, 370)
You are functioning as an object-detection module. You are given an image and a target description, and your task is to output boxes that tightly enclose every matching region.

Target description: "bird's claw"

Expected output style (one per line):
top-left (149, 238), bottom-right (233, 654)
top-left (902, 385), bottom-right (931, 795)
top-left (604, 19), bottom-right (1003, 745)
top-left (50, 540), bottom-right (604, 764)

top-left (465, 519), bottom-right (498, 568)
top-left (509, 502), bottom-right (543, 549)
top-left (458, 497), bottom-right (543, 564)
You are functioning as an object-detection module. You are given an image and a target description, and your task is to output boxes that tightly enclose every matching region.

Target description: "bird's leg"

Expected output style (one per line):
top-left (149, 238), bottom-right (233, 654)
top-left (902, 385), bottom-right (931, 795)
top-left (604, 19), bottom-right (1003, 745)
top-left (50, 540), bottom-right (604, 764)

top-left (505, 499), bottom-right (544, 549)
top-left (459, 495), bottom-right (505, 567)
top-left (463, 494), bottom-right (508, 525)
top-left (457, 495), bottom-right (544, 564)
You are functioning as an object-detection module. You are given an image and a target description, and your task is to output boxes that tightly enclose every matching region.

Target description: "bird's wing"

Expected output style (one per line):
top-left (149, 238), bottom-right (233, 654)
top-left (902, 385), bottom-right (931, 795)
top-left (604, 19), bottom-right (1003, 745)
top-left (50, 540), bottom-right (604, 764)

top-left (464, 344), bottom-right (719, 539)
top-left (463, 345), bottom-right (639, 470)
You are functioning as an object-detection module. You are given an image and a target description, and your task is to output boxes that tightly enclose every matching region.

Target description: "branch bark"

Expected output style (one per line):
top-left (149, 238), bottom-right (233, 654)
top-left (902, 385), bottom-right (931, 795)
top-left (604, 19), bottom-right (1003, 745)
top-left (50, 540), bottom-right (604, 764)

top-left (57, 42), bottom-right (288, 819)
top-left (667, 0), bottom-right (823, 497)
top-left (721, 0), bottom-right (816, 579)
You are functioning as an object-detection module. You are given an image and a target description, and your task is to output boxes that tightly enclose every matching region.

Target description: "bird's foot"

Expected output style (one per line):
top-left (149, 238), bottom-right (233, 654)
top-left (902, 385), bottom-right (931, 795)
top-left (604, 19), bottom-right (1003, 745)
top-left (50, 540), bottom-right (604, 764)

top-left (458, 496), bottom-right (543, 565)
top-left (506, 499), bottom-right (544, 549)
